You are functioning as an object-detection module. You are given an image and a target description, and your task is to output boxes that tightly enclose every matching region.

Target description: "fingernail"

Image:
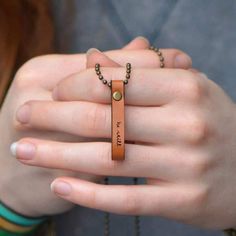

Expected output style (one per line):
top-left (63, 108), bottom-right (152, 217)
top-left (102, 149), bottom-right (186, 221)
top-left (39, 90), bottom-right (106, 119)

top-left (10, 142), bottom-right (36, 160)
top-left (10, 142), bottom-right (18, 156)
top-left (86, 48), bottom-right (101, 56)
top-left (51, 180), bottom-right (72, 196)
top-left (199, 73), bottom-right (208, 80)
top-left (16, 104), bottom-right (30, 124)
top-left (135, 36), bottom-right (149, 44)
top-left (174, 54), bottom-right (192, 69)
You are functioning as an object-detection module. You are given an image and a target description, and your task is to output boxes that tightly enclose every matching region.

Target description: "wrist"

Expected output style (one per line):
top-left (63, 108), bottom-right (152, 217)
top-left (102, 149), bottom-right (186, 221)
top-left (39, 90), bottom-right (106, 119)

top-left (0, 200), bottom-right (49, 235)
top-left (0, 166), bottom-right (49, 218)
top-left (0, 168), bottom-right (38, 217)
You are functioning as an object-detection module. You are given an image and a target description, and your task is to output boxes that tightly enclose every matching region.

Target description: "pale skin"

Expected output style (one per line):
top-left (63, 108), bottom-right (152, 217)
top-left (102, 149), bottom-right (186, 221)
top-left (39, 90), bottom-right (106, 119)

top-left (2, 37), bottom-right (236, 230)
top-left (0, 37), bottom-right (191, 217)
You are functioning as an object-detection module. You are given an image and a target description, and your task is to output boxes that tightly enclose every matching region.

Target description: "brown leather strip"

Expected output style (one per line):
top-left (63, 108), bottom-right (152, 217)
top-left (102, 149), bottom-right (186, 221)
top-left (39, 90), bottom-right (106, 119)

top-left (111, 80), bottom-right (125, 161)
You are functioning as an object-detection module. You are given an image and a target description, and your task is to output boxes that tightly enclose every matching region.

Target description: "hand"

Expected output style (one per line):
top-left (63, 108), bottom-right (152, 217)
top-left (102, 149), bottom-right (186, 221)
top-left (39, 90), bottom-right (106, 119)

top-left (14, 48), bottom-right (236, 230)
top-left (1, 36), bottom-right (192, 217)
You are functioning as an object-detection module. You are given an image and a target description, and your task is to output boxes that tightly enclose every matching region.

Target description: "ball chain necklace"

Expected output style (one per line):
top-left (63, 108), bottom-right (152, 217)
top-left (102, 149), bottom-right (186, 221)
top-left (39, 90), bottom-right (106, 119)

top-left (94, 46), bottom-right (165, 236)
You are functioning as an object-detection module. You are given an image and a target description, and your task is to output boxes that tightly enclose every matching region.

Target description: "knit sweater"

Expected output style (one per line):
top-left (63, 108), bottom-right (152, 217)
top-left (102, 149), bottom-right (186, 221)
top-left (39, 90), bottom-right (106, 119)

top-left (51, 0), bottom-right (236, 235)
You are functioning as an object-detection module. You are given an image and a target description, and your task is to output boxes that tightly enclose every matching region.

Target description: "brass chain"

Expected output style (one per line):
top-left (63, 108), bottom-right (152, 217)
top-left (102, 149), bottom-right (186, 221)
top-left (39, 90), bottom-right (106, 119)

top-left (95, 62), bottom-right (131, 88)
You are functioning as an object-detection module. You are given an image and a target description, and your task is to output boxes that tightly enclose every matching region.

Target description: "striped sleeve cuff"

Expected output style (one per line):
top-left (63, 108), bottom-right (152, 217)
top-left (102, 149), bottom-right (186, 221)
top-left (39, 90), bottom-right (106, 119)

top-left (0, 200), bottom-right (48, 235)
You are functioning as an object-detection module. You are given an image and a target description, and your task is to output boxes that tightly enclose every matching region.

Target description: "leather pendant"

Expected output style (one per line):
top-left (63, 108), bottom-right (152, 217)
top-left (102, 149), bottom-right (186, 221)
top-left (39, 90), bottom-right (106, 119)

top-left (111, 80), bottom-right (125, 160)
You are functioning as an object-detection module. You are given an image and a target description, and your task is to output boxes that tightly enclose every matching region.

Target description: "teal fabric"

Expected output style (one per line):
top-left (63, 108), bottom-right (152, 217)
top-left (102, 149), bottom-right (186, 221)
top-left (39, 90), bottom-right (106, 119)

top-left (0, 230), bottom-right (35, 236)
top-left (0, 229), bottom-right (38, 236)
top-left (51, 0), bottom-right (236, 235)
top-left (0, 230), bottom-right (20, 236)
top-left (0, 203), bottom-right (46, 226)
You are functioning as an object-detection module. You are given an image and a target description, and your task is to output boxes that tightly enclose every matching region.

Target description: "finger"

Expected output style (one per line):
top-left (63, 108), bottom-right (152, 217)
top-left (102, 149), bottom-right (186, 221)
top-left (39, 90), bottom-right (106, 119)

top-left (14, 138), bottom-right (192, 181)
top-left (52, 67), bottom-right (196, 106)
top-left (86, 51), bottom-right (140, 143)
top-left (122, 36), bottom-right (150, 50)
top-left (50, 177), bottom-right (191, 218)
top-left (89, 36), bottom-right (148, 70)
top-left (86, 50), bottom-right (136, 143)
top-left (15, 100), bottom-right (192, 144)
top-left (86, 37), bottom-right (150, 69)
top-left (16, 47), bottom-right (191, 92)
top-left (104, 48), bottom-right (192, 69)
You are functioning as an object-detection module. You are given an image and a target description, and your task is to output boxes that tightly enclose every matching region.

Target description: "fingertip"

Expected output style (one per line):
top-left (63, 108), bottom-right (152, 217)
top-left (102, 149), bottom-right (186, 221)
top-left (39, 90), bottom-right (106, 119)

top-left (16, 104), bottom-right (30, 124)
top-left (51, 179), bottom-right (72, 196)
top-left (123, 36), bottom-right (150, 50)
top-left (10, 142), bottom-right (18, 156)
top-left (135, 36), bottom-right (150, 45)
top-left (86, 48), bottom-right (101, 56)
top-left (86, 48), bottom-right (103, 68)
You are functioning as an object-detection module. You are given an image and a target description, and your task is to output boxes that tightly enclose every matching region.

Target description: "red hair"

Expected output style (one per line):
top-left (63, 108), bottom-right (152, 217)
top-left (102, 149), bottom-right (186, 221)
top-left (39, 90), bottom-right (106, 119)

top-left (0, 0), bottom-right (54, 106)
top-left (0, 1), bottom-right (55, 234)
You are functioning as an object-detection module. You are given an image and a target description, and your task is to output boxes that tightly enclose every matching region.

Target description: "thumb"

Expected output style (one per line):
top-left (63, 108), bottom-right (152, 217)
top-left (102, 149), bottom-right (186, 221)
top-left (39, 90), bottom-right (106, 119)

top-left (122, 36), bottom-right (150, 50)
top-left (86, 36), bottom-right (150, 68)
top-left (86, 48), bottom-right (120, 68)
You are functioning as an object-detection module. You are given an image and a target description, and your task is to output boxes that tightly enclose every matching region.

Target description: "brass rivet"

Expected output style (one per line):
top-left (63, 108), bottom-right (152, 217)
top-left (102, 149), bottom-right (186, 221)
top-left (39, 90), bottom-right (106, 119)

top-left (112, 91), bottom-right (122, 101)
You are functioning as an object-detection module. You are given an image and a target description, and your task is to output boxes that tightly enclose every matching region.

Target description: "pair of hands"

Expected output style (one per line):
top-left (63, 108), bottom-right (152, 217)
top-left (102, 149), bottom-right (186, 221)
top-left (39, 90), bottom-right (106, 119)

top-left (1, 37), bottom-right (236, 230)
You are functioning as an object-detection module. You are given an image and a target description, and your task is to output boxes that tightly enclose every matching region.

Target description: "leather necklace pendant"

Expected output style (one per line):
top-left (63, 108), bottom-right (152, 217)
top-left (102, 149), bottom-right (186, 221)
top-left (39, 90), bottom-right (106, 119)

top-left (94, 62), bottom-right (131, 161)
top-left (111, 80), bottom-right (125, 160)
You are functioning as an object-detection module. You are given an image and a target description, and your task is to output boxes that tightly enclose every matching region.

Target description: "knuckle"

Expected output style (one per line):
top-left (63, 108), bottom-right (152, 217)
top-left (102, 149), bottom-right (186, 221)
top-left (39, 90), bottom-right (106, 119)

top-left (90, 79), bottom-right (103, 101)
top-left (14, 56), bottom-right (49, 88)
top-left (187, 156), bottom-right (212, 178)
top-left (86, 104), bottom-right (108, 132)
top-left (100, 144), bottom-right (119, 171)
top-left (181, 73), bottom-right (204, 103)
top-left (122, 190), bottom-right (140, 215)
top-left (89, 68), bottom-right (110, 100)
top-left (183, 116), bottom-right (209, 144)
top-left (16, 56), bottom-right (48, 78)
top-left (14, 71), bottom-right (32, 90)
top-left (88, 188), bottom-right (98, 208)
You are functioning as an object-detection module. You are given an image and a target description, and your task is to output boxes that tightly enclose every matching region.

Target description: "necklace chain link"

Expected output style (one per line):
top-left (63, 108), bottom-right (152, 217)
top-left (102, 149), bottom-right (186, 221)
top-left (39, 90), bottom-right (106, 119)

top-left (95, 63), bottom-right (131, 88)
